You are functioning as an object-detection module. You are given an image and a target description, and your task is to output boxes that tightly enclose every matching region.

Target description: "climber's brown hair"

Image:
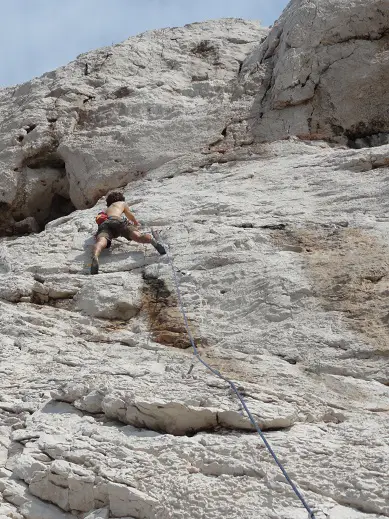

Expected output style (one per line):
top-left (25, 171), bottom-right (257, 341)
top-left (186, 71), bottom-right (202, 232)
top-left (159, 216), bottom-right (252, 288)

top-left (106, 191), bottom-right (125, 206)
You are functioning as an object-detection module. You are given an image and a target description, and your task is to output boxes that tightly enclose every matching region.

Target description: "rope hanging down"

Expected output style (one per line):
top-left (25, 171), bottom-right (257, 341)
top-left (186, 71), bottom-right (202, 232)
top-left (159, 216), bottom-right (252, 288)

top-left (162, 241), bottom-right (317, 519)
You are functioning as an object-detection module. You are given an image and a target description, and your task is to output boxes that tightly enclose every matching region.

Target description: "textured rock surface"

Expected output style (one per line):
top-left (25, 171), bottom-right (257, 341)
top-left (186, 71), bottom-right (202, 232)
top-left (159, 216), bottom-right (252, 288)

top-left (0, 138), bottom-right (389, 519)
top-left (1, 3), bottom-right (389, 519)
top-left (0, 19), bottom-right (265, 233)
top-left (237, 0), bottom-right (389, 144)
top-left (1, 2), bottom-right (388, 235)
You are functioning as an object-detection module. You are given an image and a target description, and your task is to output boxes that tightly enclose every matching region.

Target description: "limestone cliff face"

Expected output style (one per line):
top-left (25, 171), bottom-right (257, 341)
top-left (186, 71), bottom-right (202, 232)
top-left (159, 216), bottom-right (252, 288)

top-left (238, 0), bottom-right (389, 144)
top-left (0, 4), bottom-right (389, 519)
top-left (0, 19), bottom-right (265, 234)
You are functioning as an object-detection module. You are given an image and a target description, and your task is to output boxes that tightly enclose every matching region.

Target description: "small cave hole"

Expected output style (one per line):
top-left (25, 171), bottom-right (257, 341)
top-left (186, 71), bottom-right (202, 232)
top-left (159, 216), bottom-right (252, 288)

top-left (22, 151), bottom-right (65, 170)
top-left (9, 148), bottom-right (77, 235)
top-left (10, 193), bottom-right (76, 236)
top-left (345, 122), bottom-right (389, 149)
top-left (347, 132), bottom-right (389, 149)
top-left (44, 194), bottom-right (76, 227)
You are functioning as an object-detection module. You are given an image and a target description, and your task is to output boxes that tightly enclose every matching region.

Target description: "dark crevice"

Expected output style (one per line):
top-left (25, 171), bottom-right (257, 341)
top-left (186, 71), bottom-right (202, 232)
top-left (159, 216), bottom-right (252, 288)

top-left (25, 153), bottom-right (65, 170)
top-left (25, 124), bottom-right (37, 134)
top-left (233, 222), bottom-right (254, 229)
top-left (300, 71), bottom-right (313, 88)
top-left (1, 143), bottom-right (78, 236)
top-left (20, 139), bottom-right (61, 169)
top-left (93, 53), bottom-right (113, 74)
top-left (347, 132), bottom-right (389, 149)
top-left (321, 28), bottom-right (389, 47)
top-left (185, 430), bottom-right (198, 438)
top-left (43, 194), bottom-right (76, 227)
top-left (191, 40), bottom-right (219, 60)
top-left (82, 94), bottom-right (95, 105)
top-left (345, 120), bottom-right (388, 149)
top-left (9, 190), bottom-right (76, 236)
top-left (260, 223), bottom-right (287, 230)
top-left (276, 353), bottom-right (297, 365)
top-left (30, 290), bottom-right (75, 308)
top-left (257, 74), bottom-right (274, 107)
top-left (69, 393), bottom-right (292, 436)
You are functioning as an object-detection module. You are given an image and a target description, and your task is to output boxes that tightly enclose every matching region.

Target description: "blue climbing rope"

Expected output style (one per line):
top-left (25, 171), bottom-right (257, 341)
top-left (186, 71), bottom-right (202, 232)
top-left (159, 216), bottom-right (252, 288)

top-left (163, 244), bottom-right (317, 519)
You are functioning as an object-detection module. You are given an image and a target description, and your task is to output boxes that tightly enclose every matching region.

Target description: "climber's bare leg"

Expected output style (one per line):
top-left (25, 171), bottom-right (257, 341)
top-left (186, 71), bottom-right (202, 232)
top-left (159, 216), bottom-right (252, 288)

top-left (93, 236), bottom-right (108, 257)
top-left (91, 236), bottom-right (108, 274)
top-left (130, 231), bottom-right (166, 255)
top-left (130, 231), bottom-right (153, 244)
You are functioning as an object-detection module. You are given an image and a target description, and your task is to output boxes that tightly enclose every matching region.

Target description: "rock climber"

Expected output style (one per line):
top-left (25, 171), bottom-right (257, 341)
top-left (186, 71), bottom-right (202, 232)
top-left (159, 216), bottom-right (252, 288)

top-left (91, 191), bottom-right (166, 274)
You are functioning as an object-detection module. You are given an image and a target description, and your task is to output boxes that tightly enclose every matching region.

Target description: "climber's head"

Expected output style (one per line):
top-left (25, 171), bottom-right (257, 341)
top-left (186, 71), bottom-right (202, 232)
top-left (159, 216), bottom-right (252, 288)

top-left (106, 191), bottom-right (125, 206)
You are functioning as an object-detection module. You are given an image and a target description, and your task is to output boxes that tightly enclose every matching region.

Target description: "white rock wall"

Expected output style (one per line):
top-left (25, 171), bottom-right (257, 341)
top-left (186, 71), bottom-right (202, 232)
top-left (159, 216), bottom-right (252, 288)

top-left (0, 139), bottom-right (388, 518)
top-left (0, 19), bottom-right (265, 231)
top-left (237, 0), bottom-right (389, 144)
top-left (0, 2), bottom-right (389, 518)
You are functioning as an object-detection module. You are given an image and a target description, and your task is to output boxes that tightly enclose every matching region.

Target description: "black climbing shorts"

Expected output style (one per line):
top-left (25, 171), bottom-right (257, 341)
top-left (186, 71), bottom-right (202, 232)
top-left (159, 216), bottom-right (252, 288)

top-left (96, 218), bottom-right (137, 248)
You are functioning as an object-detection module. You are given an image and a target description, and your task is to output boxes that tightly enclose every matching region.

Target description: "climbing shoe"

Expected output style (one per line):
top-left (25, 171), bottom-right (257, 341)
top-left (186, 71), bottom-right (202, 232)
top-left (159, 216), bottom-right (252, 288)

top-left (152, 241), bottom-right (166, 255)
top-left (90, 256), bottom-right (99, 275)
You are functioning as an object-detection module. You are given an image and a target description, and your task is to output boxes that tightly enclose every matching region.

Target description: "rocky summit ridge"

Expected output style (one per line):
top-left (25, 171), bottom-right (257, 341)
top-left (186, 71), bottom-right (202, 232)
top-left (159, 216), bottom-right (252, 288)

top-left (0, 1), bottom-right (388, 518)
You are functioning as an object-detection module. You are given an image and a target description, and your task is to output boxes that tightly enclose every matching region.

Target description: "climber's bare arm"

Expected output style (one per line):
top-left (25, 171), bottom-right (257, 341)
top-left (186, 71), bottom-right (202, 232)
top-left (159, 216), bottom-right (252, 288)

top-left (123, 204), bottom-right (139, 226)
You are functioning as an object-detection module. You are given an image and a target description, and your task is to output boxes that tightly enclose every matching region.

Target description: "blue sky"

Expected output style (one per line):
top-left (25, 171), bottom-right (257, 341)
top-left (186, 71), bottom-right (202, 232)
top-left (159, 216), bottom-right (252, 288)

top-left (0, 0), bottom-right (289, 88)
